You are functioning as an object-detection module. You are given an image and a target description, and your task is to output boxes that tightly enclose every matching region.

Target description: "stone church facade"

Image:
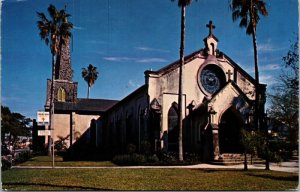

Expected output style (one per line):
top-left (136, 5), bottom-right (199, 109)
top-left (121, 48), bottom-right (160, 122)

top-left (42, 21), bottom-right (266, 162)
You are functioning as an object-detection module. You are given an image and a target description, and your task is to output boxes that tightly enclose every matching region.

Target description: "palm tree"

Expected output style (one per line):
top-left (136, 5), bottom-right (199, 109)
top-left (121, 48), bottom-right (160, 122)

top-left (230, 0), bottom-right (268, 131)
top-left (230, 0), bottom-right (268, 170)
top-left (172, 0), bottom-right (193, 161)
top-left (37, 4), bottom-right (73, 159)
top-left (82, 64), bottom-right (99, 98)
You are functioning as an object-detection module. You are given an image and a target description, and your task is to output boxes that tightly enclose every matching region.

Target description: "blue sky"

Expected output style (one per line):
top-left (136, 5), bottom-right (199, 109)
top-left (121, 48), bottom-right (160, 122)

top-left (2, 0), bottom-right (298, 119)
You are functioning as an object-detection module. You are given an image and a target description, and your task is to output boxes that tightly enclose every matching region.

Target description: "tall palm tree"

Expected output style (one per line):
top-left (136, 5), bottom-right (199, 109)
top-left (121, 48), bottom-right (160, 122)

top-left (172, 0), bottom-right (193, 161)
top-left (230, 0), bottom-right (268, 131)
top-left (230, 0), bottom-right (268, 169)
top-left (82, 64), bottom-right (99, 98)
top-left (37, 4), bottom-right (73, 159)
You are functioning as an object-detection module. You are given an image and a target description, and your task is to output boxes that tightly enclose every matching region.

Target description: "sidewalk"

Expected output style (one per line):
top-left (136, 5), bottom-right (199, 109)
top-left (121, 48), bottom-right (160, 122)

top-left (12, 160), bottom-right (299, 173)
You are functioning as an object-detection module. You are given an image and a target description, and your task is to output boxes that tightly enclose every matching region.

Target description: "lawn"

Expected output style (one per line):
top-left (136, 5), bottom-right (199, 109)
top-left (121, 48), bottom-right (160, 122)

top-left (17, 155), bottom-right (116, 167)
top-left (2, 168), bottom-right (298, 191)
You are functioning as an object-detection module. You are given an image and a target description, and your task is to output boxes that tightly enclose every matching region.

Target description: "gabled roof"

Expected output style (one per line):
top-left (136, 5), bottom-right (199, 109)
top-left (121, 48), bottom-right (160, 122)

top-left (222, 53), bottom-right (257, 85)
top-left (145, 46), bottom-right (265, 88)
top-left (203, 34), bottom-right (219, 42)
top-left (210, 81), bottom-right (253, 105)
top-left (54, 98), bottom-right (119, 113)
top-left (145, 49), bottom-right (205, 76)
top-left (107, 85), bottom-right (148, 113)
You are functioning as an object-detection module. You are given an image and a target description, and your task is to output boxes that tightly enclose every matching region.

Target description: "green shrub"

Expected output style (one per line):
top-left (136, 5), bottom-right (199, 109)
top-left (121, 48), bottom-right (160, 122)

top-left (112, 153), bottom-right (146, 166)
top-left (184, 153), bottom-right (200, 163)
top-left (126, 144), bottom-right (136, 155)
top-left (146, 154), bottom-right (159, 164)
top-left (1, 158), bottom-right (12, 171)
top-left (13, 150), bottom-right (32, 165)
top-left (140, 141), bottom-right (151, 156)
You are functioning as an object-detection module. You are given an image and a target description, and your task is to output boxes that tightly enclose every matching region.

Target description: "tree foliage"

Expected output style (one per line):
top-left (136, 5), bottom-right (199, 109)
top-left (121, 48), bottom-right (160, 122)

top-left (230, 0), bottom-right (268, 35)
top-left (1, 106), bottom-right (31, 142)
top-left (82, 64), bottom-right (99, 98)
top-left (37, 4), bottom-right (73, 55)
top-left (268, 37), bottom-right (299, 144)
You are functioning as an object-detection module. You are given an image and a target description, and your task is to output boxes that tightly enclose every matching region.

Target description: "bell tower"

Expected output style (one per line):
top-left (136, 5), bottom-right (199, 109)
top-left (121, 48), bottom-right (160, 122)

top-left (203, 20), bottom-right (219, 56)
top-left (55, 37), bottom-right (73, 81)
top-left (45, 36), bottom-right (78, 110)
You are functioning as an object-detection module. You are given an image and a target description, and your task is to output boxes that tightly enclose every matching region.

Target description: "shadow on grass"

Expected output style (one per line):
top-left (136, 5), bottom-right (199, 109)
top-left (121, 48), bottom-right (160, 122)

top-left (196, 169), bottom-right (245, 173)
top-left (246, 173), bottom-right (299, 182)
top-left (3, 182), bottom-right (112, 191)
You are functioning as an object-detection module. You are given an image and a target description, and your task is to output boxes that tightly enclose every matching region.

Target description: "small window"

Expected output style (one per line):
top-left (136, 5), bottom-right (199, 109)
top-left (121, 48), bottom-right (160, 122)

top-left (57, 87), bottom-right (66, 102)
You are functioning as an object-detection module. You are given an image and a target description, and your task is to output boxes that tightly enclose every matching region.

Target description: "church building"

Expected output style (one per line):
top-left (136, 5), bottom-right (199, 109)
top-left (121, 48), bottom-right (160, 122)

top-left (41, 21), bottom-right (266, 162)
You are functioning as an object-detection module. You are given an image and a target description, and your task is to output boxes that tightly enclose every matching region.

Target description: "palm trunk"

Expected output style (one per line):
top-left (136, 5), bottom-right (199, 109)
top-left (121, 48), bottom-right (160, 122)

top-left (244, 152), bottom-right (248, 171)
top-left (252, 30), bottom-right (260, 132)
top-left (49, 54), bottom-right (56, 157)
top-left (178, 5), bottom-right (185, 162)
top-left (87, 85), bottom-right (90, 99)
top-left (250, 0), bottom-right (260, 132)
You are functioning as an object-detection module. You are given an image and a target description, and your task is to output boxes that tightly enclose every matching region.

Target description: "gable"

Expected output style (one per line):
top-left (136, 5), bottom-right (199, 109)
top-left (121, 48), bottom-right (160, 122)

top-left (208, 81), bottom-right (253, 124)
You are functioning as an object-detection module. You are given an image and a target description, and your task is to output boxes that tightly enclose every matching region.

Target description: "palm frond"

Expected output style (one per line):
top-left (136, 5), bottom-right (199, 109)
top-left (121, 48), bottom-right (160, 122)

top-left (256, 0), bottom-right (268, 16)
top-left (239, 17), bottom-right (248, 29)
top-left (48, 4), bottom-right (59, 21)
top-left (246, 22), bottom-right (254, 35)
top-left (82, 64), bottom-right (99, 87)
top-left (232, 10), bottom-right (241, 21)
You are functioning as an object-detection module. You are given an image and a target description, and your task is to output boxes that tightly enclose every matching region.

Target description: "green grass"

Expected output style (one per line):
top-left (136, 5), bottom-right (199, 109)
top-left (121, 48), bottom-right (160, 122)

top-left (2, 168), bottom-right (298, 191)
top-left (17, 155), bottom-right (116, 167)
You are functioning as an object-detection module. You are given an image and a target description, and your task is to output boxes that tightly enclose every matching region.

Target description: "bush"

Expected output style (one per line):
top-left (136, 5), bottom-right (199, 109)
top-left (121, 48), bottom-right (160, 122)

top-left (146, 154), bottom-right (160, 164)
top-left (140, 141), bottom-right (151, 156)
top-left (13, 150), bottom-right (32, 165)
top-left (126, 144), bottom-right (136, 155)
top-left (159, 151), bottom-right (178, 163)
top-left (1, 157), bottom-right (12, 171)
top-left (112, 153), bottom-right (146, 166)
top-left (184, 153), bottom-right (201, 163)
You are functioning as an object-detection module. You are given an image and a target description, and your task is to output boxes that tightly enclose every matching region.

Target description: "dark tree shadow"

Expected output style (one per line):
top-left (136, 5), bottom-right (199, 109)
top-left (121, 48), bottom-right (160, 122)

top-left (246, 172), bottom-right (299, 182)
top-left (3, 182), bottom-right (113, 191)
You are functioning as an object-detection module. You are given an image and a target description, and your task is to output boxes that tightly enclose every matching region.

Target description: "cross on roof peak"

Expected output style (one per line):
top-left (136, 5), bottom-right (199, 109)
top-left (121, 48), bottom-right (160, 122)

top-left (206, 20), bottom-right (215, 36)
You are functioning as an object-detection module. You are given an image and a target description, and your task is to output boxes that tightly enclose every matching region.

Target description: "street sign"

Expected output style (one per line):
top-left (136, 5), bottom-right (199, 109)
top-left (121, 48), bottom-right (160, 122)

top-left (37, 111), bottom-right (49, 126)
top-left (38, 130), bottom-right (51, 136)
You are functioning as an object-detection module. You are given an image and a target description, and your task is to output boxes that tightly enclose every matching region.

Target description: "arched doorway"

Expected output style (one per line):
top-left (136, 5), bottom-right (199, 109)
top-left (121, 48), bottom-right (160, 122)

top-left (219, 107), bottom-right (243, 154)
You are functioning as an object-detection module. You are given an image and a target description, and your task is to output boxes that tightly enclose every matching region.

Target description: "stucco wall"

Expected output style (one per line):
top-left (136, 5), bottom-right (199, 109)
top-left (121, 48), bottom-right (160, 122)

top-left (52, 113), bottom-right (100, 147)
top-left (147, 52), bottom-right (256, 140)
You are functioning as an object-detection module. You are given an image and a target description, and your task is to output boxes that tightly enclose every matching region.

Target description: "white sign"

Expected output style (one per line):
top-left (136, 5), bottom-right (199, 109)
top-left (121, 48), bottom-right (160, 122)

top-left (37, 111), bottom-right (49, 126)
top-left (38, 130), bottom-right (51, 136)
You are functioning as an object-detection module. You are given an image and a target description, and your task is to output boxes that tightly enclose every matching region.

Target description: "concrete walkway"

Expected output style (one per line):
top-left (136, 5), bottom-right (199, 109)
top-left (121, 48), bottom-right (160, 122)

top-left (12, 160), bottom-right (298, 173)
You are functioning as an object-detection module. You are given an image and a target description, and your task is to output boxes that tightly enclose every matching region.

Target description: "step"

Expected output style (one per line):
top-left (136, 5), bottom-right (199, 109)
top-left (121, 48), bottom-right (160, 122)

top-left (211, 153), bottom-right (264, 165)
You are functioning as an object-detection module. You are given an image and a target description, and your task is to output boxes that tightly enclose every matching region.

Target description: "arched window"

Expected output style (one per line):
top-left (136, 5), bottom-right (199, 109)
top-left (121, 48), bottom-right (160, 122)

top-left (168, 102), bottom-right (178, 151)
top-left (57, 87), bottom-right (66, 102)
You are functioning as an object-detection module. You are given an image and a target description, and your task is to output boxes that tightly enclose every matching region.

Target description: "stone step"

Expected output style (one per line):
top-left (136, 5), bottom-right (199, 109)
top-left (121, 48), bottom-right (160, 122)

top-left (211, 153), bottom-right (264, 166)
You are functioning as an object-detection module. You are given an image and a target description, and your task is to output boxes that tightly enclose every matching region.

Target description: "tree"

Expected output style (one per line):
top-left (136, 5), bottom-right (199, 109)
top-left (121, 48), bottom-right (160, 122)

top-left (37, 4), bottom-right (73, 155)
top-left (230, 0), bottom-right (268, 131)
top-left (240, 129), bottom-right (260, 170)
top-left (268, 38), bottom-right (299, 146)
top-left (171, 0), bottom-right (193, 162)
top-left (82, 64), bottom-right (99, 98)
top-left (1, 106), bottom-right (31, 146)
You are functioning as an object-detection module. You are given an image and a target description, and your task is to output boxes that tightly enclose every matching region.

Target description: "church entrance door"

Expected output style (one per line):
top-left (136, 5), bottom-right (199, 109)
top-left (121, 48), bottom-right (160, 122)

top-left (219, 107), bottom-right (243, 154)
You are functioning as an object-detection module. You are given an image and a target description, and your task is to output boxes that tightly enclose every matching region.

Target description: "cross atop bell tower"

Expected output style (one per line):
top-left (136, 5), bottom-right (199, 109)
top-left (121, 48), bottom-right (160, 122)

top-left (206, 20), bottom-right (215, 36)
top-left (203, 20), bottom-right (219, 56)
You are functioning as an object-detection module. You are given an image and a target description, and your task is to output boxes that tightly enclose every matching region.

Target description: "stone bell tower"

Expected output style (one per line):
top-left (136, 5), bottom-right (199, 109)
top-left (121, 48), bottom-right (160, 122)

top-left (45, 36), bottom-right (78, 110)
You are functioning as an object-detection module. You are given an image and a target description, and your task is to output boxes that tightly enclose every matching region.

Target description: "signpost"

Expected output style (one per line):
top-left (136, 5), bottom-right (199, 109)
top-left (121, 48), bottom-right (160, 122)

top-left (37, 111), bottom-right (49, 126)
top-left (37, 111), bottom-right (54, 168)
top-left (38, 130), bottom-right (51, 136)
